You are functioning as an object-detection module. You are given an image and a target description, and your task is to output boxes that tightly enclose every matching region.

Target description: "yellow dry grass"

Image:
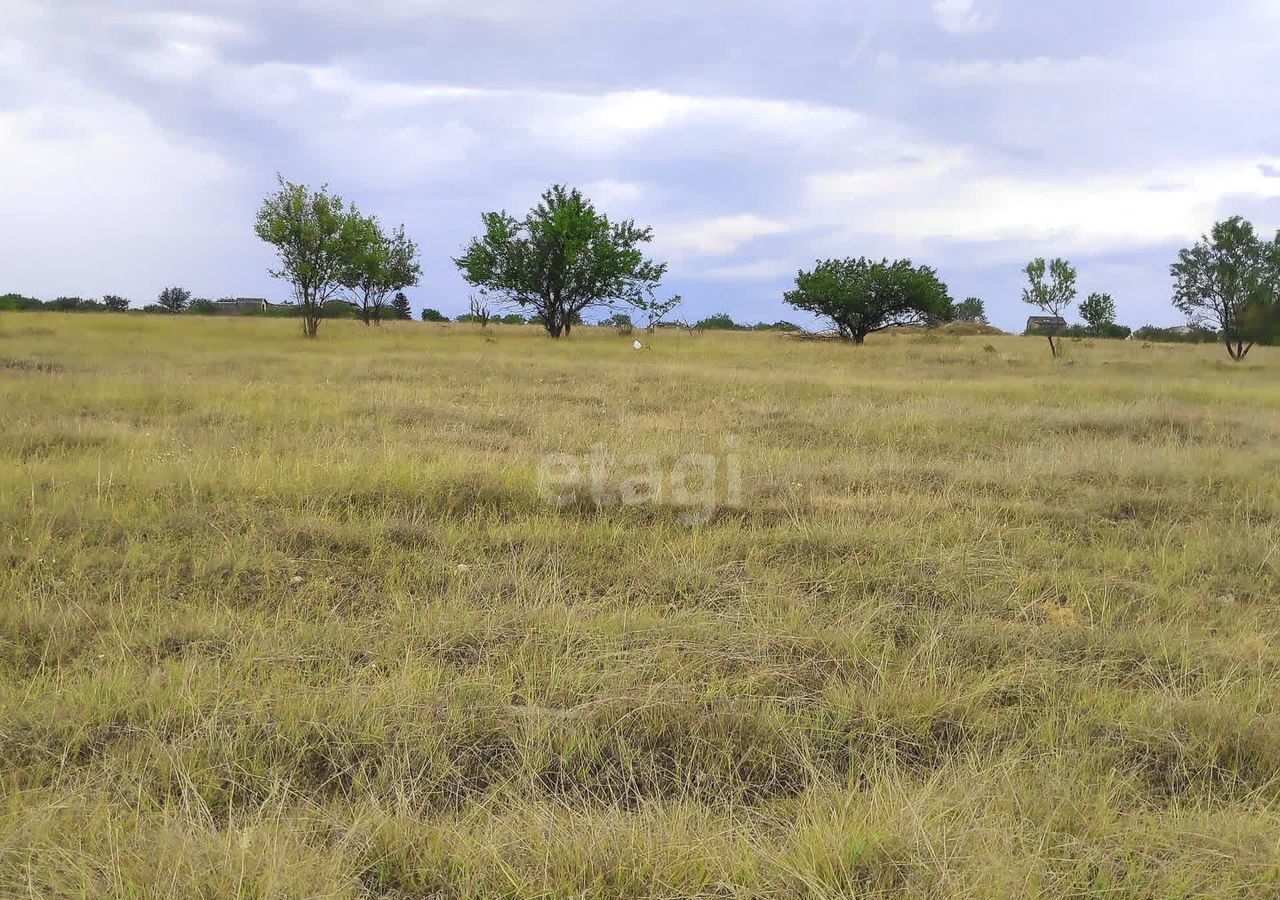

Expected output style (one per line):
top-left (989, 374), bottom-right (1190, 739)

top-left (2, 313), bottom-right (1279, 898)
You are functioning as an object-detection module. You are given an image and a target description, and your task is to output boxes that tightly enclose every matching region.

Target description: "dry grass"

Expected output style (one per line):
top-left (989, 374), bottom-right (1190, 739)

top-left (2, 313), bottom-right (1279, 898)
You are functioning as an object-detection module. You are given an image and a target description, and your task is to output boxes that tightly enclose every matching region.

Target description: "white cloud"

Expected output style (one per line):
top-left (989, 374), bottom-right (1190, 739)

top-left (188, 58), bottom-right (876, 167)
top-left (932, 0), bottom-right (996, 33)
top-left (126, 40), bottom-right (221, 82)
top-left (699, 258), bottom-right (798, 281)
top-left (656, 214), bottom-right (792, 257)
top-left (123, 11), bottom-right (251, 42)
top-left (923, 55), bottom-right (1130, 87)
top-left (0, 38), bottom-right (23, 67)
top-left (804, 154), bottom-right (1280, 253)
top-left (0, 57), bottom-right (244, 298)
top-left (580, 178), bottom-right (650, 210)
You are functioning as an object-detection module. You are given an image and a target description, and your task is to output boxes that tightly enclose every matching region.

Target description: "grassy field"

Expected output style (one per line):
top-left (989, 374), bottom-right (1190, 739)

top-left (2, 313), bottom-right (1280, 898)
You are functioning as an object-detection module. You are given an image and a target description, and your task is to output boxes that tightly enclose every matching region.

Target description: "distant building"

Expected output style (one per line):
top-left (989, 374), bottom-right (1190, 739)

top-left (1026, 316), bottom-right (1068, 334)
top-left (212, 297), bottom-right (270, 314)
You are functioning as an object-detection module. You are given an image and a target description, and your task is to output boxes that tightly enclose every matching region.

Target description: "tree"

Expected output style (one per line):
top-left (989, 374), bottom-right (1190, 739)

top-left (454, 184), bottom-right (667, 338)
top-left (695, 312), bottom-right (740, 330)
top-left (783, 257), bottom-right (953, 344)
top-left (254, 175), bottom-right (363, 337)
top-left (1171, 216), bottom-right (1280, 361)
top-left (603, 312), bottom-right (634, 334)
top-left (0, 293), bottom-right (44, 311)
top-left (631, 291), bottom-right (683, 332)
top-left (421, 307), bottom-right (449, 322)
top-left (102, 294), bottom-right (130, 312)
top-left (156, 286), bottom-right (191, 314)
top-left (342, 216), bottom-right (421, 326)
top-left (1079, 292), bottom-right (1117, 336)
top-left (1022, 258), bottom-right (1077, 357)
top-left (953, 296), bottom-right (987, 323)
top-left (468, 293), bottom-right (492, 328)
top-left (391, 292), bottom-right (413, 320)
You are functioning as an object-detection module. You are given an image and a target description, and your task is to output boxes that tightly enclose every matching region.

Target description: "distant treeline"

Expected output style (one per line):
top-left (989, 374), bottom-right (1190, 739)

top-left (1023, 320), bottom-right (1252, 344)
top-left (3, 292), bottom-right (1245, 344)
top-left (0, 293), bottom-right (369, 318)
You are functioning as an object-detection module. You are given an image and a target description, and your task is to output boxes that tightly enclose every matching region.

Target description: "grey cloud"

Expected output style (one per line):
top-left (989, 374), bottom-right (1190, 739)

top-left (2, 0), bottom-right (1277, 329)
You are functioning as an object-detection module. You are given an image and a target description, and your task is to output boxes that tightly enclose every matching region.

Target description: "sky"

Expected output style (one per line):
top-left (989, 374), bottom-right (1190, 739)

top-left (3, 0), bottom-right (1279, 330)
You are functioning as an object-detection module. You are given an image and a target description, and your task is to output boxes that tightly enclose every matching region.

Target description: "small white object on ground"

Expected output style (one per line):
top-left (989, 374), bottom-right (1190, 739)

top-left (633, 340), bottom-right (643, 350)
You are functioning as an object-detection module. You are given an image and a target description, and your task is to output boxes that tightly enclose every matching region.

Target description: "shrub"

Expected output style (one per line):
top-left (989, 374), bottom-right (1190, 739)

top-left (156, 286), bottom-right (191, 314)
top-left (603, 312), bottom-right (634, 334)
top-left (0, 293), bottom-right (44, 311)
top-left (46, 296), bottom-right (87, 312)
top-left (694, 313), bottom-right (740, 330)
top-left (750, 320), bottom-right (801, 332)
top-left (1133, 325), bottom-right (1220, 344)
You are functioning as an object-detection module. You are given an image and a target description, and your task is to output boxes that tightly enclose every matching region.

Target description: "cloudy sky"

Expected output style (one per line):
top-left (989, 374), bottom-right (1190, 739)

top-left (3, 0), bottom-right (1279, 329)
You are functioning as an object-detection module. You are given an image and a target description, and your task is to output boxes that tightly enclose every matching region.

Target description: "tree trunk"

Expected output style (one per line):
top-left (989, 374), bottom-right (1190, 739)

top-left (301, 296), bottom-right (320, 338)
top-left (1047, 334), bottom-right (1058, 358)
top-left (1227, 340), bottom-right (1252, 361)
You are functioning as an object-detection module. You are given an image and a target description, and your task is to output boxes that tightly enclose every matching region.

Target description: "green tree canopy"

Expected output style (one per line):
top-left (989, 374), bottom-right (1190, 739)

top-left (1079, 292), bottom-right (1117, 335)
top-left (1171, 216), bottom-right (1280, 361)
top-left (453, 184), bottom-right (667, 338)
top-left (156, 286), bottom-right (191, 314)
top-left (341, 218), bottom-right (421, 325)
top-left (1022, 257), bottom-right (1077, 357)
top-left (694, 312), bottom-right (740, 331)
top-left (255, 175), bottom-right (364, 337)
top-left (953, 296), bottom-right (987, 324)
top-left (783, 257), bottom-right (953, 344)
top-left (391, 292), bottom-right (413, 320)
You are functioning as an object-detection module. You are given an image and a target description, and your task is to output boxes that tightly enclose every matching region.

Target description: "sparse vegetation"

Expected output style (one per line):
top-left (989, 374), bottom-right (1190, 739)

top-left (631, 290), bottom-right (683, 332)
top-left (4, 314), bottom-right (1280, 897)
top-left (467, 293), bottom-right (493, 328)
